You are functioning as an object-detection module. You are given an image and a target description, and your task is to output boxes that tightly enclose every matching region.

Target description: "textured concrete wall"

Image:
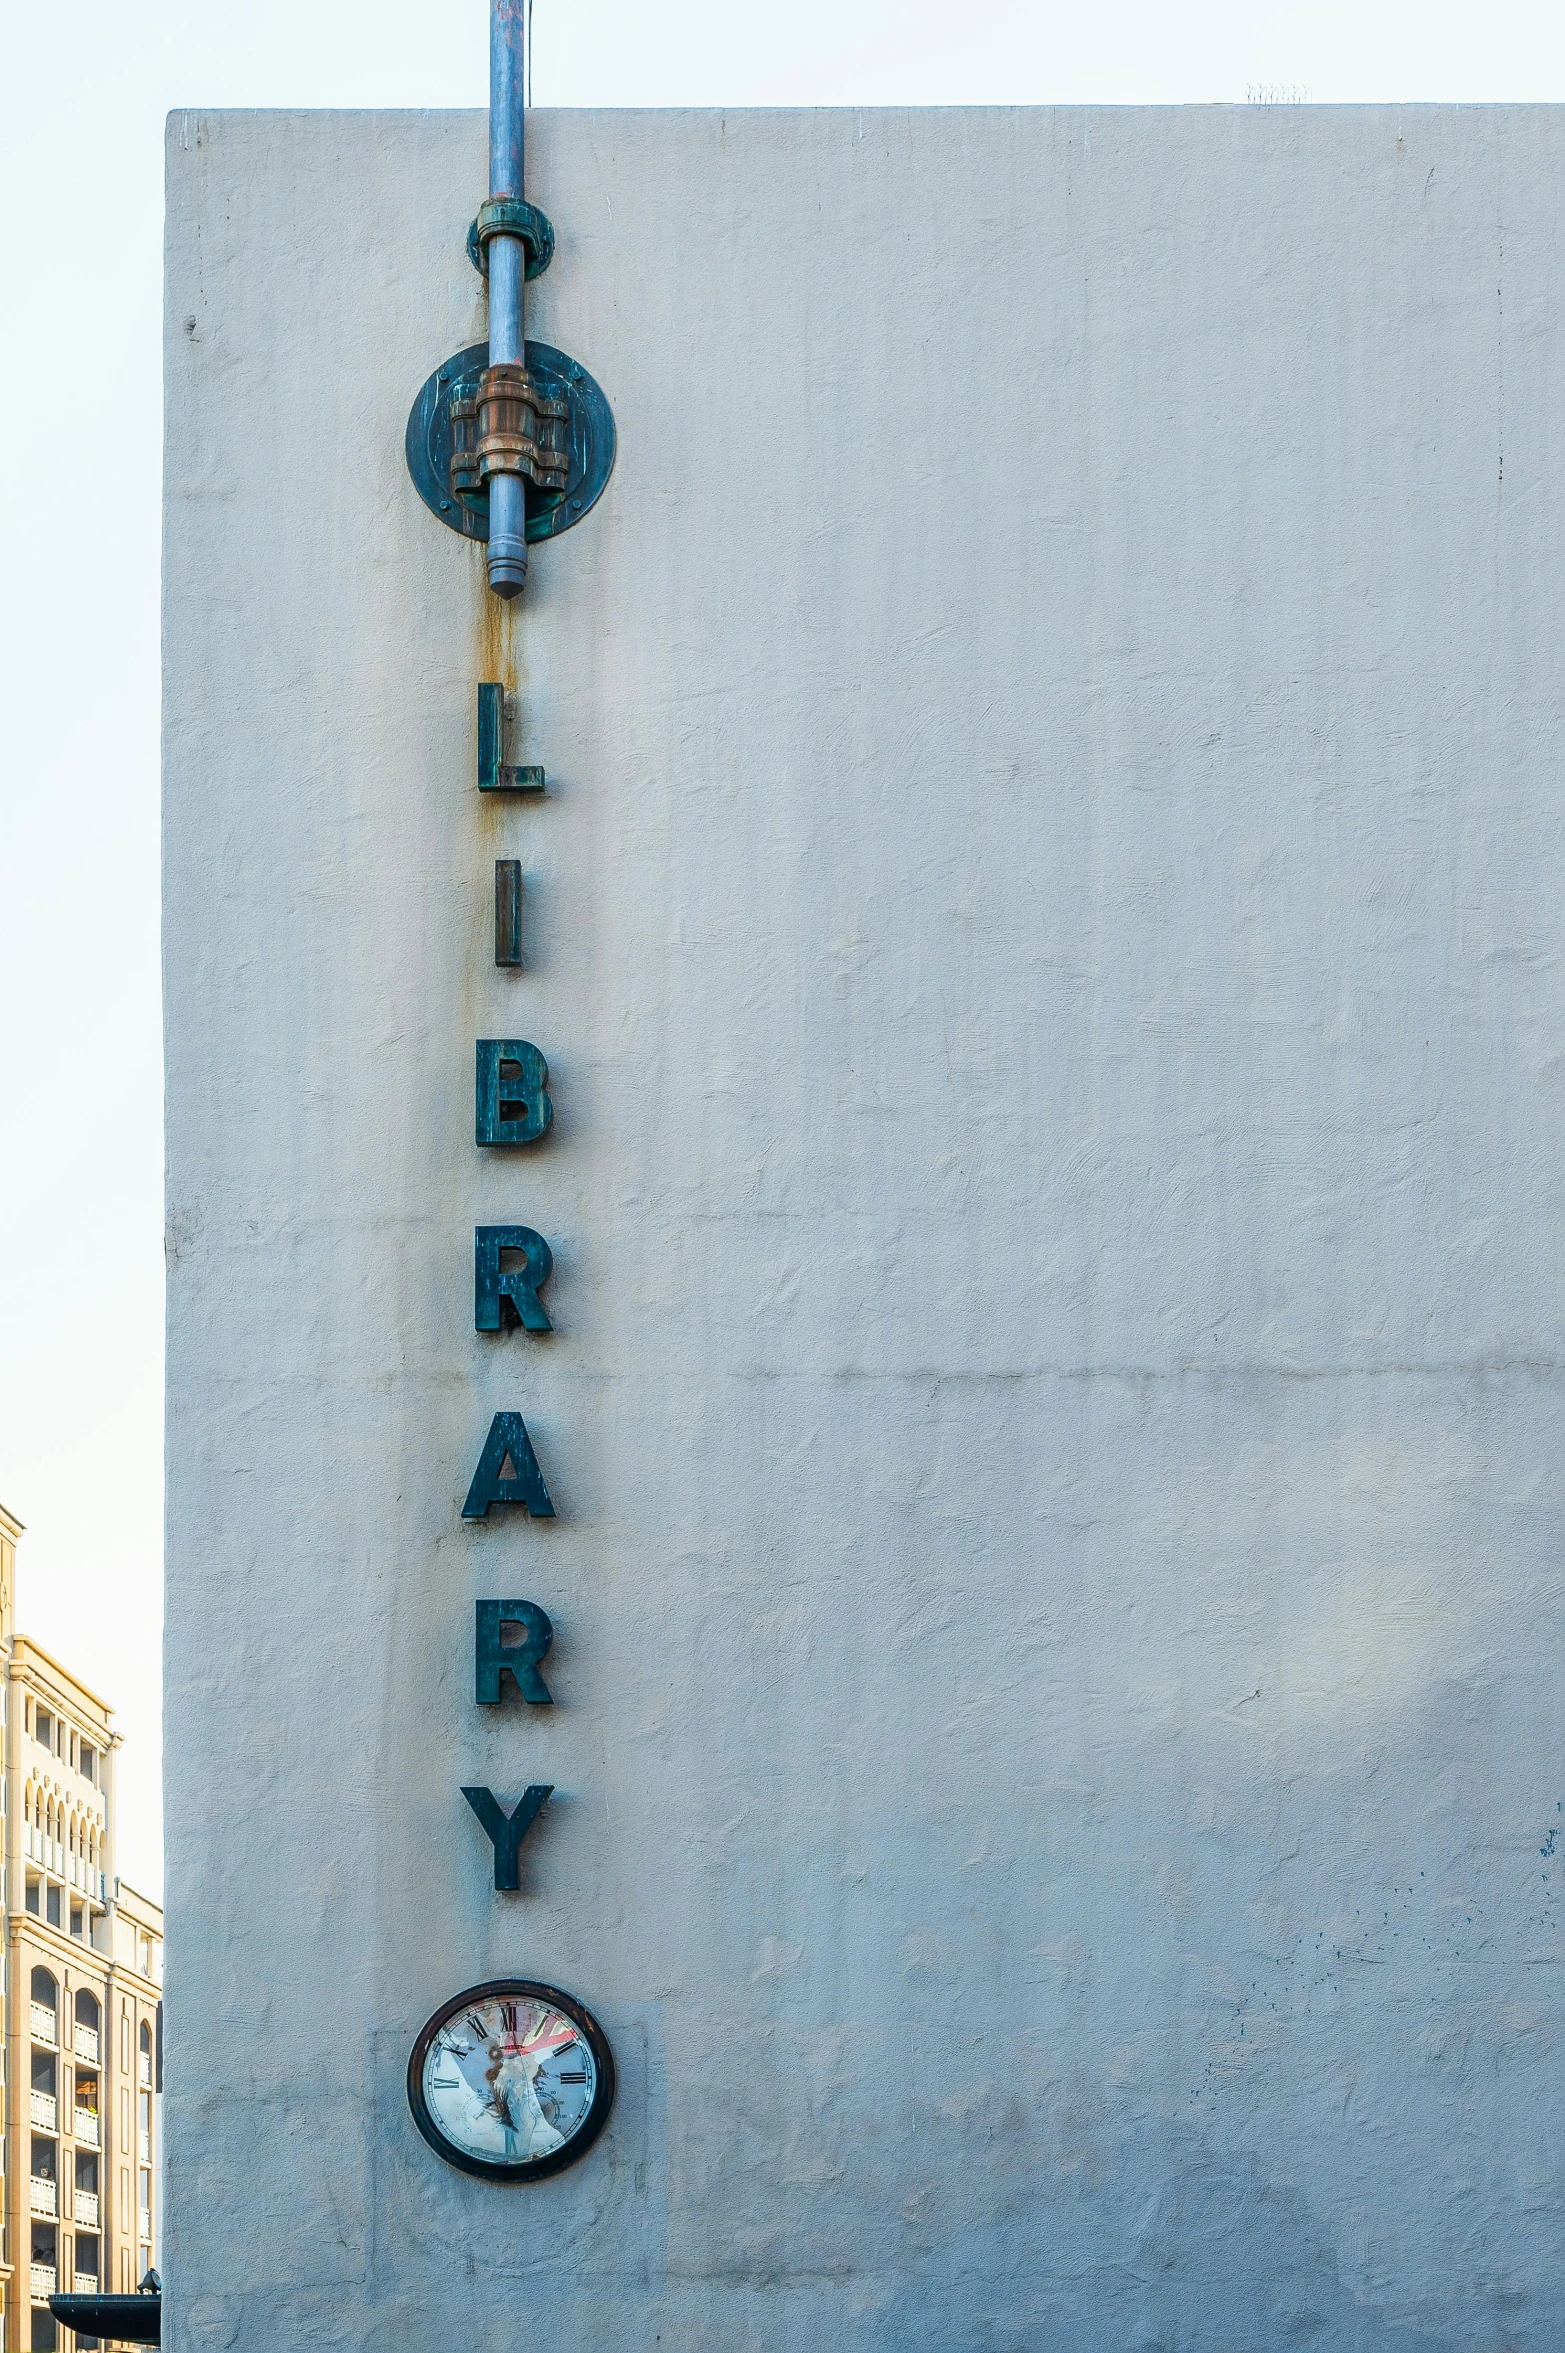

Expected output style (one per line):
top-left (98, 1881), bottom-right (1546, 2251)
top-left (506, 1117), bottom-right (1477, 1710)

top-left (164, 104), bottom-right (1565, 2351)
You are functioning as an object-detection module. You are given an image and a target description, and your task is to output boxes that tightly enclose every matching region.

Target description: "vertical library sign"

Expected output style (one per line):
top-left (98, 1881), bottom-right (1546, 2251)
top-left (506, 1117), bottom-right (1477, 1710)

top-left (402, 0), bottom-right (617, 2186)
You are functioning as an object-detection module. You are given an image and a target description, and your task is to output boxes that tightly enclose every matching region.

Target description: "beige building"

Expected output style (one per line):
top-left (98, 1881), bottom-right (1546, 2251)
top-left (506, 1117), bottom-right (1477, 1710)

top-left (0, 1507), bottom-right (162, 2352)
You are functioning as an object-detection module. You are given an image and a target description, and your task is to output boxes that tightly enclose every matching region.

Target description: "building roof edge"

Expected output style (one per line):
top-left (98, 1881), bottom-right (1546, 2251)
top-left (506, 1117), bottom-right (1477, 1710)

top-left (12, 1633), bottom-right (114, 1720)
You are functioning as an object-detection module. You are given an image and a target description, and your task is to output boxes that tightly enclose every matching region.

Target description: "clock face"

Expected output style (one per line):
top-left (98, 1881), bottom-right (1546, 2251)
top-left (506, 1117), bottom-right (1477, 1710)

top-left (407, 1978), bottom-right (614, 2182)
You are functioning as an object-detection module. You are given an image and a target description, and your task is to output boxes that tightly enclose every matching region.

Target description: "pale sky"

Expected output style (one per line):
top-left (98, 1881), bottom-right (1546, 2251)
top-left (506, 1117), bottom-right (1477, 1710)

top-left (3, 0), bottom-right (1563, 1898)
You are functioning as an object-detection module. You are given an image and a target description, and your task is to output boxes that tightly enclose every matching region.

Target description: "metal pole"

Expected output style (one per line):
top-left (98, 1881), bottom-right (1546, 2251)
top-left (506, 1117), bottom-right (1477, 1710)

top-left (487, 0), bottom-right (529, 598)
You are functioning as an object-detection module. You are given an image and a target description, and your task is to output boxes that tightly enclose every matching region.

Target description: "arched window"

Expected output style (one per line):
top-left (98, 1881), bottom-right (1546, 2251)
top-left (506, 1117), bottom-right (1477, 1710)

top-left (75, 1989), bottom-right (100, 2030)
top-left (139, 2020), bottom-right (151, 2054)
top-left (30, 1967), bottom-right (57, 2010)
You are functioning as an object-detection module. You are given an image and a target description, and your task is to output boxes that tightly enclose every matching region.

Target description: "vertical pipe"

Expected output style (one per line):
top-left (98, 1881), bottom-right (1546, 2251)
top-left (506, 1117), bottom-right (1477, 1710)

top-left (490, 0), bottom-right (525, 197)
top-left (487, 0), bottom-right (530, 598)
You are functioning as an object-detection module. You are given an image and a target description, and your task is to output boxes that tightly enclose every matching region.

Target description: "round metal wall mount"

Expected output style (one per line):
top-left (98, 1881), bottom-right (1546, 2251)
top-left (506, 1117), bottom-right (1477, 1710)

top-left (405, 341), bottom-right (615, 545)
top-left (467, 198), bottom-right (555, 280)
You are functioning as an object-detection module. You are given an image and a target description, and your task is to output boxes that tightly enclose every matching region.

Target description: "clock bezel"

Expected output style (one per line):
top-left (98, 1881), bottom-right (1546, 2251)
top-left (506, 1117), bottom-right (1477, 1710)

top-left (407, 1976), bottom-right (616, 2183)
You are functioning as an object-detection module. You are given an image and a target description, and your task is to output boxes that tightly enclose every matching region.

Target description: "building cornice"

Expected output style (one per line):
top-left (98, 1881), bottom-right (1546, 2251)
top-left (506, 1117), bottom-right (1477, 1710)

top-left (6, 1911), bottom-right (110, 1970)
top-left (9, 1635), bottom-right (114, 1722)
top-left (113, 1882), bottom-right (165, 1933)
top-left (102, 1958), bottom-right (164, 1998)
top-left (5, 1905), bottom-right (161, 1982)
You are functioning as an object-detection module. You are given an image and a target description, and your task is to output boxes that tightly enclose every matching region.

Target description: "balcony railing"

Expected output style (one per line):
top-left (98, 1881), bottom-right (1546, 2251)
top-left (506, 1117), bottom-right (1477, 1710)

top-left (72, 2271), bottom-right (100, 2296)
top-left (29, 2003), bottom-right (56, 2046)
top-left (28, 2178), bottom-right (56, 2217)
top-left (29, 2091), bottom-right (56, 2132)
top-left (22, 1829), bottom-right (106, 1903)
top-left (29, 2265), bottom-right (55, 2301)
top-left (74, 2108), bottom-right (100, 2148)
top-left (138, 2211), bottom-right (151, 2243)
top-left (74, 2025), bottom-right (100, 2064)
top-left (73, 2189), bottom-right (98, 2226)
top-left (138, 2132), bottom-right (151, 2163)
top-left (138, 2053), bottom-right (153, 2088)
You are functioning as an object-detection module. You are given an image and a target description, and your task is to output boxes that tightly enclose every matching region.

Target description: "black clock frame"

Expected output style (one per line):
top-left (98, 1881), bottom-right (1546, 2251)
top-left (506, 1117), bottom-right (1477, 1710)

top-left (407, 1976), bottom-right (615, 2183)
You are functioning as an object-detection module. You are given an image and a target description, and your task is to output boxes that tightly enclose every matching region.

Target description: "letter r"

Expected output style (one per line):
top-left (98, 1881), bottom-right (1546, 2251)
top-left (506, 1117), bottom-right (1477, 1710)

top-left (475, 1226), bottom-right (553, 1333)
top-left (475, 1600), bottom-right (554, 1705)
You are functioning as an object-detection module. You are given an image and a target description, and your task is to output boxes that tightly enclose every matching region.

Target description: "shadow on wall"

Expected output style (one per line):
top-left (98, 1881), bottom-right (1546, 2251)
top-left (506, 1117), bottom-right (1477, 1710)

top-left (854, 2147), bottom-right (1458, 2353)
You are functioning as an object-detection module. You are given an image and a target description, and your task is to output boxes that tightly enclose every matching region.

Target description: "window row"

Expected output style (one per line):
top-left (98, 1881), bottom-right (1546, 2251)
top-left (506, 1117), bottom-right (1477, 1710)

top-left (27, 1972), bottom-right (101, 2045)
top-left (31, 1992), bottom-right (156, 2078)
top-left (26, 2152), bottom-right (149, 2232)
top-left (29, 2046), bottom-right (101, 2142)
top-left (26, 1876), bottom-right (101, 1944)
top-left (29, 2220), bottom-right (104, 2295)
top-left (24, 1699), bottom-right (99, 1785)
top-left (22, 1783), bottom-right (104, 1863)
top-left (28, 2062), bottom-right (151, 2139)
top-left (27, 2137), bottom-right (100, 2214)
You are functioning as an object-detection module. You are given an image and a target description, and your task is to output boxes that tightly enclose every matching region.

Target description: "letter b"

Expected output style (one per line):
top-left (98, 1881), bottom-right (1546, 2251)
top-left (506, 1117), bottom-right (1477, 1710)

top-left (476, 1039), bottom-right (552, 1146)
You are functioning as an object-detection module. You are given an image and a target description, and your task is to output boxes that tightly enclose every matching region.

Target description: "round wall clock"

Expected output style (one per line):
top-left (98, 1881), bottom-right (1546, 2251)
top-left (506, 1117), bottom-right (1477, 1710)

top-left (407, 1978), bottom-right (614, 2181)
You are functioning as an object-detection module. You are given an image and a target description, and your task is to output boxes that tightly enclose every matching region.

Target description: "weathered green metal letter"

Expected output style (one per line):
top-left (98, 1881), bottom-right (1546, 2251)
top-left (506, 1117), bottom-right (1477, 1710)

top-left (476, 1039), bottom-right (552, 1146)
top-left (461, 1784), bottom-right (552, 1891)
top-left (461, 1412), bottom-right (555, 1519)
top-left (475, 1599), bottom-right (554, 1704)
top-left (478, 682), bottom-right (545, 792)
top-left (475, 1225), bottom-right (552, 1332)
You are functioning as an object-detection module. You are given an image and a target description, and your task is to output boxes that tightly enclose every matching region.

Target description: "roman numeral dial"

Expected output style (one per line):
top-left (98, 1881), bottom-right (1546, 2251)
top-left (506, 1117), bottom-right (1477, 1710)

top-left (408, 1979), bottom-right (614, 2182)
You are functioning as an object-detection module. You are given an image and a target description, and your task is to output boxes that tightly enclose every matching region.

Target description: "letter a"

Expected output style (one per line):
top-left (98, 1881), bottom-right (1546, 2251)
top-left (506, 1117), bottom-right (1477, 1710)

top-left (461, 1412), bottom-right (555, 1519)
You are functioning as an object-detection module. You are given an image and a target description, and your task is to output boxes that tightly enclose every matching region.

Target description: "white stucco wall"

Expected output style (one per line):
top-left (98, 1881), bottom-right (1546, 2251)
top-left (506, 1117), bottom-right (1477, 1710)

top-left (164, 104), bottom-right (1565, 2351)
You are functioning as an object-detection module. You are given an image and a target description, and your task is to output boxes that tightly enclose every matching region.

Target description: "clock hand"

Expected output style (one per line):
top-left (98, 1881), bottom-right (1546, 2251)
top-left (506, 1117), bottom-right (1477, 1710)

top-left (519, 2020), bottom-right (577, 2058)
